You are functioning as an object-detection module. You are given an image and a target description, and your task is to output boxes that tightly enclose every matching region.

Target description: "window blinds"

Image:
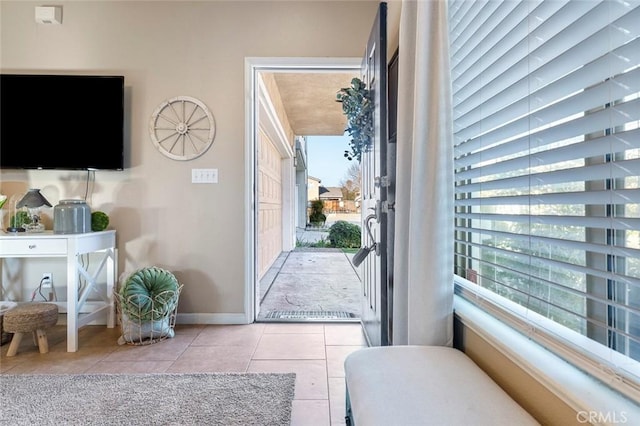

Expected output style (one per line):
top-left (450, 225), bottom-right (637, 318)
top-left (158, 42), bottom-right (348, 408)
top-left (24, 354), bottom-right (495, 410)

top-left (450, 0), bottom-right (640, 388)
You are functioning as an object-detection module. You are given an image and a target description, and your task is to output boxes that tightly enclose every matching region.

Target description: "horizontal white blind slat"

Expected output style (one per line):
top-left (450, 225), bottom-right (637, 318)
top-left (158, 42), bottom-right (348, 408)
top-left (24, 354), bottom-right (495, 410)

top-left (455, 64), bottom-right (640, 144)
top-left (455, 128), bottom-right (640, 181)
top-left (454, 36), bottom-right (640, 134)
top-left (455, 159), bottom-right (640, 193)
top-left (448, 0), bottom-right (483, 42)
top-left (452, 1), bottom-right (639, 117)
top-left (456, 276), bottom-right (640, 328)
top-left (451, 1), bottom-right (537, 87)
top-left (456, 239), bottom-right (640, 288)
top-left (455, 212), bottom-right (640, 232)
top-left (455, 226), bottom-right (640, 260)
top-left (455, 269), bottom-right (640, 331)
top-left (449, 1), bottom-right (507, 65)
top-left (454, 188), bottom-right (640, 206)
top-left (455, 97), bottom-right (640, 165)
top-left (453, 2), bottom-right (639, 117)
top-left (452, 1), bottom-right (599, 114)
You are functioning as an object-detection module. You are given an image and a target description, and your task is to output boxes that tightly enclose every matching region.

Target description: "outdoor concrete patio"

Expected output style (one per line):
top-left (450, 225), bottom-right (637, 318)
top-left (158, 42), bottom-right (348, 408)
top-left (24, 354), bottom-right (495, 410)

top-left (257, 213), bottom-right (363, 321)
top-left (258, 248), bottom-right (362, 321)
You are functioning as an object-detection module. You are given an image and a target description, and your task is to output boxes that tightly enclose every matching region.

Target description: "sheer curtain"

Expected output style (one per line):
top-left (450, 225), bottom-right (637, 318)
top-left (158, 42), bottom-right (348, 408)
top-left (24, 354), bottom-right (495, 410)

top-left (393, 0), bottom-right (454, 346)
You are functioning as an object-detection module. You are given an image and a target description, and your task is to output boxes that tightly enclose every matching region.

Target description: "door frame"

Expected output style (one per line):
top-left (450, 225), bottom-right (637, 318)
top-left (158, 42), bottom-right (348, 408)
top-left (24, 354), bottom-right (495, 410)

top-left (243, 57), bottom-right (362, 323)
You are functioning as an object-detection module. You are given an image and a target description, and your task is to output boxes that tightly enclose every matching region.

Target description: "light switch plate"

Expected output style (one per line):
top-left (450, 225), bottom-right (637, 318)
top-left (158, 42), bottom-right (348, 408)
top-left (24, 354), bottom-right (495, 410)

top-left (192, 168), bottom-right (218, 184)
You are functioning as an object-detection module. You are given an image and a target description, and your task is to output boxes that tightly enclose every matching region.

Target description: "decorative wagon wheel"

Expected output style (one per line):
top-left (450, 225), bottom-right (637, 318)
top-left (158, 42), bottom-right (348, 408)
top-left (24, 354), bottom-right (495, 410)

top-left (149, 96), bottom-right (215, 161)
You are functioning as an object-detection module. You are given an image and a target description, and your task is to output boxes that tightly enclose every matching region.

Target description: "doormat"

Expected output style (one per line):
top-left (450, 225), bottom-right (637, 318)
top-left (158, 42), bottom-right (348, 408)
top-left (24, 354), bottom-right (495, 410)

top-left (264, 310), bottom-right (357, 320)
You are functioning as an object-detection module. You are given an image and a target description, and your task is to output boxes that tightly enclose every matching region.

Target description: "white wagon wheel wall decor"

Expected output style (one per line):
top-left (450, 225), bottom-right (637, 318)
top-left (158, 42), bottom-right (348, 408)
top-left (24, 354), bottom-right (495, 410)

top-left (149, 96), bottom-right (216, 161)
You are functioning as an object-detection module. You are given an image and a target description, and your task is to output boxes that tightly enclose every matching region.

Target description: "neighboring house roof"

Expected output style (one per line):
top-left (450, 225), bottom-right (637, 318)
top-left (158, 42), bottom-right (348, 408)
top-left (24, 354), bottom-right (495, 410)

top-left (308, 176), bottom-right (322, 182)
top-left (319, 186), bottom-right (343, 200)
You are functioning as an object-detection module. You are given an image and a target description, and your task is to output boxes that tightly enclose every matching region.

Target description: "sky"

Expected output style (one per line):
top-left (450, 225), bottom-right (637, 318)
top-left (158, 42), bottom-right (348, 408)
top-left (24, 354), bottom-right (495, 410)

top-left (306, 135), bottom-right (354, 187)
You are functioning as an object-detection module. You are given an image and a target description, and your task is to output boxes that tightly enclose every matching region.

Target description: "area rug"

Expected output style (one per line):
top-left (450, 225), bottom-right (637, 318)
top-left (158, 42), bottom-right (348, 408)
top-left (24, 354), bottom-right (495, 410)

top-left (0, 372), bottom-right (295, 426)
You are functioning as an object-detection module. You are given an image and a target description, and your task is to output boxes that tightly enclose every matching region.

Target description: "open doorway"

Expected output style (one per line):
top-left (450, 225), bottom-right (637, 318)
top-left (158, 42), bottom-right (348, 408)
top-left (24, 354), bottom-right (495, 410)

top-left (244, 57), bottom-right (363, 323)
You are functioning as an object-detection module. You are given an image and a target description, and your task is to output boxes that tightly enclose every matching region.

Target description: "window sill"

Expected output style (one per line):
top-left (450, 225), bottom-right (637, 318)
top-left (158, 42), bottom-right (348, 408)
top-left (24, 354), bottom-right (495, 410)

top-left (454, 295), bottom-right (640, 424)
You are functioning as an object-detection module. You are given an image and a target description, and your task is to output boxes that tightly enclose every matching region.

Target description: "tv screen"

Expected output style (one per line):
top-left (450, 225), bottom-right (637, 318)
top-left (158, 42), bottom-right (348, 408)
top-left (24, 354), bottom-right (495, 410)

top-left (0, 74), bottom-right (125, 170)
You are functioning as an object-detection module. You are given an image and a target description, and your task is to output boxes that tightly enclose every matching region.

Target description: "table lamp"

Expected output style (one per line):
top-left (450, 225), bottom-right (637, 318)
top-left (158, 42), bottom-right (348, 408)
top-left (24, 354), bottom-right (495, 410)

top-left (16, 188), bottom-right (52, 232)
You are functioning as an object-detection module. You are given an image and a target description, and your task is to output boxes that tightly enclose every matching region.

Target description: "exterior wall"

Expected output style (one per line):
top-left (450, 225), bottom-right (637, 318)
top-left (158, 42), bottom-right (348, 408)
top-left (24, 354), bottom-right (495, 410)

top-left (261, 73), bottom-right (295, 149)
top-left (296, 169), bottom-right (307, 229)
top-left (308, 178), bottom-right (321, 201)
top-left (0, 0), bottom-right (379, 317)
top-left (257, 70), bottom-right (296, 276)
top-left (295, 137), bottom-right (308, 229)
top-left (257, 129), bottom-right (283, 280)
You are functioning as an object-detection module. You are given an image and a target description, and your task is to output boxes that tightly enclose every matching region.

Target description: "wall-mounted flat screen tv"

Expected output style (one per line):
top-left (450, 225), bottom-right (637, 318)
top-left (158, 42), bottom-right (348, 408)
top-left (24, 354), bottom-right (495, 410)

top-left (1, 74), bottom-right (125, 170)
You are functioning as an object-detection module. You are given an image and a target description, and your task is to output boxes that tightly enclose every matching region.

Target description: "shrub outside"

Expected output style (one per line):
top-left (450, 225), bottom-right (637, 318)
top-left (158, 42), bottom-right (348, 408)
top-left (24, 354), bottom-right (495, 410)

top-left (328, 221), bottom-right (361, 248)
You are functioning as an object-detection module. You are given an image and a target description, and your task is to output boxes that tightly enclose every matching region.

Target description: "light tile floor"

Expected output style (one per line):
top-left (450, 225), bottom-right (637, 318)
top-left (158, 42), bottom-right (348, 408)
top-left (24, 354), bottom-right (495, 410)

top-left (0, 322), bottom-right (368, 426)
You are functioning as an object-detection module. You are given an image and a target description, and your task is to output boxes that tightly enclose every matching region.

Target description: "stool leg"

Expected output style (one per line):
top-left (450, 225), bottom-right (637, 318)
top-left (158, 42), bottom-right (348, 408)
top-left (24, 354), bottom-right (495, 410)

top-left (6, 332), bottom-right (24, 357)
top-left (35, 329), bottom-right (49, 354)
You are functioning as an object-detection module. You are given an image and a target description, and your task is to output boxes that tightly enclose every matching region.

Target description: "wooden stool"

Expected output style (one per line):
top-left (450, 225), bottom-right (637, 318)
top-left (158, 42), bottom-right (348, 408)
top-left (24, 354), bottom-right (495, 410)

top-left (3, 303), bottom-right (58, 356)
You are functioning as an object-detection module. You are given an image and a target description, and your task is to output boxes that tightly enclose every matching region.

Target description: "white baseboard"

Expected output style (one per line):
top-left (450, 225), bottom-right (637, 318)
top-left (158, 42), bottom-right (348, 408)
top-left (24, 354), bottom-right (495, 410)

top-left (56, 313), bottom-right (250, 326)
top-left (176, 313), bottom-right (249, 325)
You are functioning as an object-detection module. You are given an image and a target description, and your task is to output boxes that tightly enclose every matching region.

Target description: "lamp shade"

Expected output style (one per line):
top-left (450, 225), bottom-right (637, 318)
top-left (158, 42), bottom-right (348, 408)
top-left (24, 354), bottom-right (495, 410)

top-left (16, 189), bottom-right (52, 209)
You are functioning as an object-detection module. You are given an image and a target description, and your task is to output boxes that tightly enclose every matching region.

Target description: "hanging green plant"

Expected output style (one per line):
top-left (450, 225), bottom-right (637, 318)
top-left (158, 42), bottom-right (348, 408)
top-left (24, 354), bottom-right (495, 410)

top-left (336, 77), bottom-right (373, 162)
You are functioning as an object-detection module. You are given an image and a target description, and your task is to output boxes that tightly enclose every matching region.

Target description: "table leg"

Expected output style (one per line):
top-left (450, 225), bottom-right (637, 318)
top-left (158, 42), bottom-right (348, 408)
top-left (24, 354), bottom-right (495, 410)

top-left (66, 252), bottom-right (79, 352)
top-left (107, 249), bottom-right (116, 328)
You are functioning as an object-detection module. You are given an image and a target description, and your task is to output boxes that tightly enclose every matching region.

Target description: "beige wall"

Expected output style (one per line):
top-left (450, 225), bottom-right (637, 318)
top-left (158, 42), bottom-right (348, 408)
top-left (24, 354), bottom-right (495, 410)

top-left (455, 316), bottom-right (581, 425)
top-left (0, 0), bottom-right (380, 317)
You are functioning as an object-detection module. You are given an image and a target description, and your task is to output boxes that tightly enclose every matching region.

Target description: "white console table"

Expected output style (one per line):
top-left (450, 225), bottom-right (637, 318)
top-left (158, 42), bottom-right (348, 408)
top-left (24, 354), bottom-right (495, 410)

top-left (0, 230), bottom-right (116, 352)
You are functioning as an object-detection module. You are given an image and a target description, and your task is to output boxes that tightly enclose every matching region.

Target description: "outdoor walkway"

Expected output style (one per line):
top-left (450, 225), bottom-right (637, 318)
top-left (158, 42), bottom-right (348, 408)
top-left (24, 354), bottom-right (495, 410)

top-left (295, 212), bottom-right (361, 245)
top-left (258, 248), bottom-right (362, 321)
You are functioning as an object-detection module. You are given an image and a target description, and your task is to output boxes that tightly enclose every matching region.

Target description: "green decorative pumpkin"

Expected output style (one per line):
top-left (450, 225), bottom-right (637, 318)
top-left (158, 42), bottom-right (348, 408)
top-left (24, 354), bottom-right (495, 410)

top-left (119, 267), bottom-right (180, 321)
top-left (91, 211), bottom-right (109, 231)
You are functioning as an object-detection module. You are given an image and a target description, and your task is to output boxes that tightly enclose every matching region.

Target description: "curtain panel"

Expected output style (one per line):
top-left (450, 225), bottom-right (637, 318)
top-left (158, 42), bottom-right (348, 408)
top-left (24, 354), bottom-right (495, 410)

top-left (393, 0), bottom-right (454, 346)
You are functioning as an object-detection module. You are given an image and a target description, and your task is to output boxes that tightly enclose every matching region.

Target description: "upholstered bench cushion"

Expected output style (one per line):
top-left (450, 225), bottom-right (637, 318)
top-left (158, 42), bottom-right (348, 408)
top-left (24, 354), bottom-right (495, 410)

top-left (344, 345), bottom-right (539, 426)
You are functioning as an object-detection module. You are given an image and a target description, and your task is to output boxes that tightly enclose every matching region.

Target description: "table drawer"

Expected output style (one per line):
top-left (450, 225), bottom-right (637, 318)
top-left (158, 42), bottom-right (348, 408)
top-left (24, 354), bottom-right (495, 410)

top-left (0, 238), bottom-right (67, 256)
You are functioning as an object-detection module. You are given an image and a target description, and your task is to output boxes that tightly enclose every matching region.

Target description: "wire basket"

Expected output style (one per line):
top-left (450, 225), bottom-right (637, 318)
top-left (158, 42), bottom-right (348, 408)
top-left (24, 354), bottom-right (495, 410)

top-left (115, 286), bottom-right (183, 346)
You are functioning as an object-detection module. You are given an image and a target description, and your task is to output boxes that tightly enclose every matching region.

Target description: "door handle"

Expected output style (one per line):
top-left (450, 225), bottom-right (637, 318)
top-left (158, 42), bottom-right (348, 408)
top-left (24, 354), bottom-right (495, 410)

top-left (351, 214), bottom-right (379, 267)
top-left (369, 202), bottom-right (382, 223)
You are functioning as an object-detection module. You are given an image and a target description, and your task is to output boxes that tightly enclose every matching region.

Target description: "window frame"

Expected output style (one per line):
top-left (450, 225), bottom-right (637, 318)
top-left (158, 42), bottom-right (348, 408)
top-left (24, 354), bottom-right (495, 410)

top-left (450, 0), bottom-right (640, 403)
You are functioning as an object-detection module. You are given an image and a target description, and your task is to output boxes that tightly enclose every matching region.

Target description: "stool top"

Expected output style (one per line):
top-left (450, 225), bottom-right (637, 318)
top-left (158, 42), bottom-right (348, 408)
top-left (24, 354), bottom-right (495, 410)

top-left (4, 302), bottom-right (58, 317)
top-left (3, 303), bottom-right (59, 333)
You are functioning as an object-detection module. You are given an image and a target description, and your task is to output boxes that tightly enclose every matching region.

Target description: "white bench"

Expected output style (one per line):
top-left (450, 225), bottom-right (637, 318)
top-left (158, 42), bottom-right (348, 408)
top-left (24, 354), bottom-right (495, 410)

top-left (344, 345), bottom-right (539, 426)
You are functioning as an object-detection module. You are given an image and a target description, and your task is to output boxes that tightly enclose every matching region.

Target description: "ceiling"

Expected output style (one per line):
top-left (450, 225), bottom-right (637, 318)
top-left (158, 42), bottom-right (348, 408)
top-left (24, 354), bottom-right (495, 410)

top-left (261, 2), bottom-right (401, 138)
top-left (269, 71), bottom-right (359, 136)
